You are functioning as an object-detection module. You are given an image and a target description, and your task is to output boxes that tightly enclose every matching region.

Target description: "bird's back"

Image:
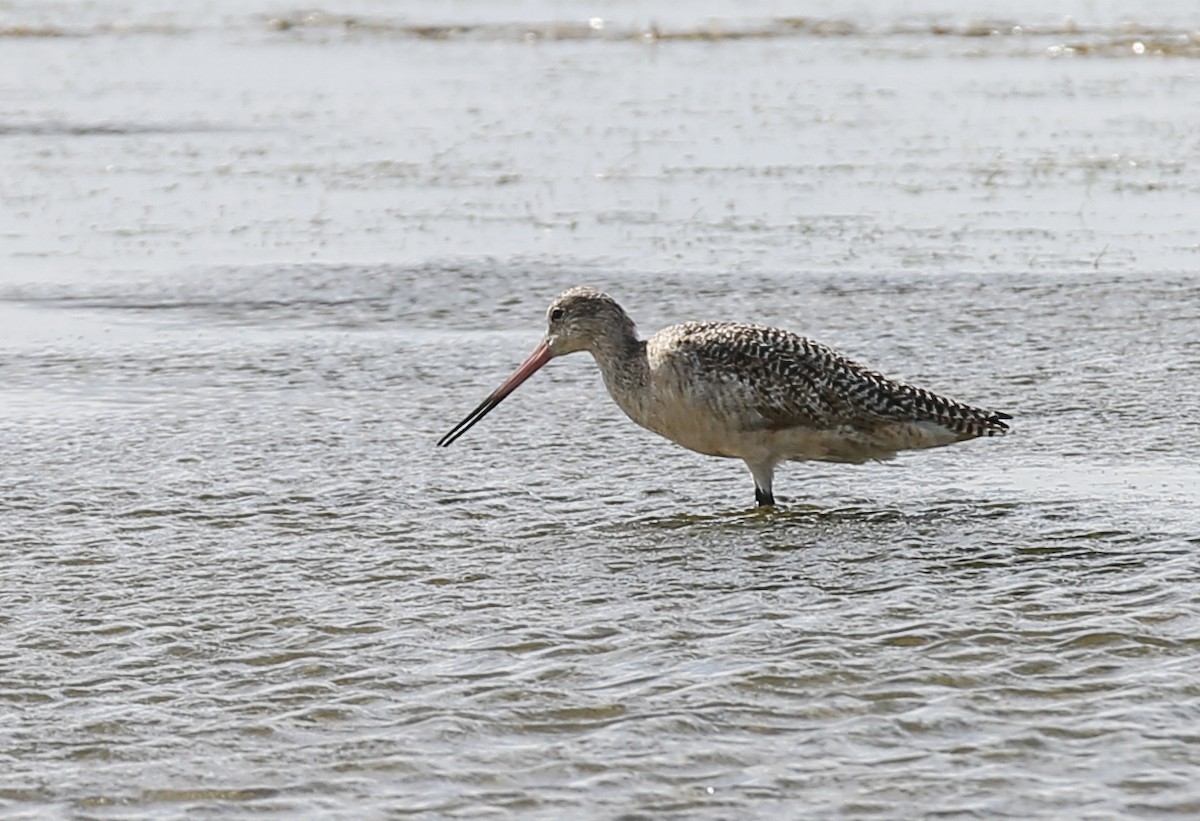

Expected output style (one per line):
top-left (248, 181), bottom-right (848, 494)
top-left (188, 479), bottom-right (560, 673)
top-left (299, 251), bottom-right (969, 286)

top-left (647, 322), bottom-right (1009, 457)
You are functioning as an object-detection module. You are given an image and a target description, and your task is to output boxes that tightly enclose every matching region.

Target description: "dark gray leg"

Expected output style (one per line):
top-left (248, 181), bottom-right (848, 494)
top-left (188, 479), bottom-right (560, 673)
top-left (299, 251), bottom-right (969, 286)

top-left (746, 460), bottom-right (777, 508)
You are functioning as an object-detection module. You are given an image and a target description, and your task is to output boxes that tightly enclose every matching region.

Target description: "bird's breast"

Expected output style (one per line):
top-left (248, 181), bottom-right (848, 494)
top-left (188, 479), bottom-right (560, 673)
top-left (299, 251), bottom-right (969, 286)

top-left (602, 356), bottom-right (765, 459)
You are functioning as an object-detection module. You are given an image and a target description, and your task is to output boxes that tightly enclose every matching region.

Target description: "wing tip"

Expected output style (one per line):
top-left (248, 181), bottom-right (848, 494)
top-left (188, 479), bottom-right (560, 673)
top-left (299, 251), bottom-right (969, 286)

top-left (981, 409), bottom-right (1012, 436)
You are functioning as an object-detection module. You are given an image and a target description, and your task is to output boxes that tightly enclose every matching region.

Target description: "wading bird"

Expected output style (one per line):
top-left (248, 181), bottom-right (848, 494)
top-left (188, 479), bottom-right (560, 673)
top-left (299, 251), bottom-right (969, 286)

top-left (438, 287), bottom-right (1010, 506)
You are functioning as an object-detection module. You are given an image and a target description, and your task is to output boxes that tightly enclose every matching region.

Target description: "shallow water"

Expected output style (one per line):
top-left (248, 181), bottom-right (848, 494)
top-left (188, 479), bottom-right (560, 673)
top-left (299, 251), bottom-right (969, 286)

top-left (2, 1), bottom-right (1200, 818)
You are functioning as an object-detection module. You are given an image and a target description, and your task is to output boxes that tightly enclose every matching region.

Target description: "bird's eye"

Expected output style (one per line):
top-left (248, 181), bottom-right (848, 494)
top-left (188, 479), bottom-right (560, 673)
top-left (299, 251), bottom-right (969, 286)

top-left (549, 307), bottom-right (565, 321)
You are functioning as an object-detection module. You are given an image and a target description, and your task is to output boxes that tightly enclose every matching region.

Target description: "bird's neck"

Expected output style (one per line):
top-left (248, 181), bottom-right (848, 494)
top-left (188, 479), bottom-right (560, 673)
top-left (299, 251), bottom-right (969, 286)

top-left (589, 333), bottom-right (649, 399)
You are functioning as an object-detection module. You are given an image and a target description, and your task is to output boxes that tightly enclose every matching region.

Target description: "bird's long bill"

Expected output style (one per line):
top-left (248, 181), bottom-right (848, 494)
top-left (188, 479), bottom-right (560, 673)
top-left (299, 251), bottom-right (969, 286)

top-left (437, 340), bottom-right (552, 447)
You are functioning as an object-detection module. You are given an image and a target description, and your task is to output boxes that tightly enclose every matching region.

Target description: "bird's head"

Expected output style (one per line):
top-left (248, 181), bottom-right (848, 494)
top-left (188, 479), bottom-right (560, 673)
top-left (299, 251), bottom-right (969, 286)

top-left (436, 286), bottom-right (637, 447)
top-left (544, 286), bottom-right (637, 356)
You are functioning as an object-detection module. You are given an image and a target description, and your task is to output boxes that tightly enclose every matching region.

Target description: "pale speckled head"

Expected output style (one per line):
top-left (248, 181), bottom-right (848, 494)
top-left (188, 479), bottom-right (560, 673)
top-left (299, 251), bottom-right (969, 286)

top-left (544, 286), bottom-right (637, 356)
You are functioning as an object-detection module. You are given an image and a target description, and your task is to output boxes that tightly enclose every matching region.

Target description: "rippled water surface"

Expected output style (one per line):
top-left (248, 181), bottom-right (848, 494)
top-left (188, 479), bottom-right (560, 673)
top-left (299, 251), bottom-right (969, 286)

top-left (3, 1), bottom-right (1200, 818)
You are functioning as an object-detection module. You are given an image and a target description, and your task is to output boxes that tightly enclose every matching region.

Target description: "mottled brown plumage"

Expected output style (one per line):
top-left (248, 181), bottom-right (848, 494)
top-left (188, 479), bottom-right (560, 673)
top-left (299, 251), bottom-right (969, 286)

top-left (439, 286), bottom-right (1011, 506)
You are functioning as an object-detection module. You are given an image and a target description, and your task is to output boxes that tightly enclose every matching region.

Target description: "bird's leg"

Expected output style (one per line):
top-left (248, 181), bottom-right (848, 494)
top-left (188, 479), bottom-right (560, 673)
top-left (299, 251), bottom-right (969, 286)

top-left (745, 460), bottom-right (777, 508)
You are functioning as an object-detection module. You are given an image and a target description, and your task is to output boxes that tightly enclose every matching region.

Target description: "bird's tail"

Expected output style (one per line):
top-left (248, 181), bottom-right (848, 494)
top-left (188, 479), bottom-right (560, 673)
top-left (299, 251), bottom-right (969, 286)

top-left (906, 384), bottom-right (1011, 440)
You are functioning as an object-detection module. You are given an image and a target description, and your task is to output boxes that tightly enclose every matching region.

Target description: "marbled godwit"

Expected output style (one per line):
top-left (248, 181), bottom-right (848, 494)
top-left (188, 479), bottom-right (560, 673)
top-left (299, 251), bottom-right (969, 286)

top-left (438, 287), bottom-right (1010, 506)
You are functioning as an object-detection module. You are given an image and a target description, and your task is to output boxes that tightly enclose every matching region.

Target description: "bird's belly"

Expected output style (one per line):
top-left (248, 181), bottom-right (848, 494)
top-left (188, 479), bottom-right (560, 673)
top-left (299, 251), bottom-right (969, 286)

top-left (655, 421), bottom-right (753, 459)
top-left (643, 413), bottom-right (959, 465)
top-left (620, 393), bottom-right (749, 459)
top-left (647, 418), bottom-right (854, 463)
top-left (612, 372), bottom-right (962, 464)
top-left (617, 383), bottom-right (837, 461)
